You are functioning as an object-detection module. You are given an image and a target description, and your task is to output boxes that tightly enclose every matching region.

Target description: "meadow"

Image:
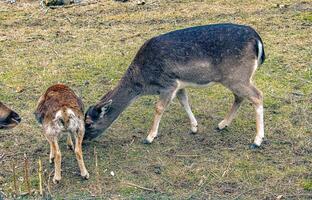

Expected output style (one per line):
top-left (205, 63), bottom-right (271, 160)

top-left (0, 0), bottom-right (311, 199)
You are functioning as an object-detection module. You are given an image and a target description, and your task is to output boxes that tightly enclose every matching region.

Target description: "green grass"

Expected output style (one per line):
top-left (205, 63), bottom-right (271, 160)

top-left (0, 0), bottom-right (311, 199)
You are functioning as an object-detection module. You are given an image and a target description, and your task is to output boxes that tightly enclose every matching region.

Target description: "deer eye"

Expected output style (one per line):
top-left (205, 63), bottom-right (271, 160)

top-left (85, 116), bottom-right (94, 126)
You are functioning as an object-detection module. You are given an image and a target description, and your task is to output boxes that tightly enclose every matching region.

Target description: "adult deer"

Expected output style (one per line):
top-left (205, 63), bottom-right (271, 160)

top-left (0, 102), bottom-right (21, 129)
top-left (85, 23), bottom-right (266, 148)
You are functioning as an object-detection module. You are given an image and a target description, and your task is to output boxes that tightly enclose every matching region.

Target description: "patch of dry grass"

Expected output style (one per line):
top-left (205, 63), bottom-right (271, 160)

top-left (0, 0), bottom-right (311, 199)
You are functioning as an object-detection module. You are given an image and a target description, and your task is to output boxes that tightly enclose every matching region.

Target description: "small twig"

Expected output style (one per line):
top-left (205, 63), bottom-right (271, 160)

top-left (0, 153), bottom-right (5, 161)
top-left (94, 146), bottom-right (102, 193)
top-left (94, 146), bottom-right (98, 172)
top-left (38, 158), bottom-right (43, 196)
top-left (65, 16), bottom-right (72, 23)
top-left (24, 154), bottom-right (31, 195)
top-left (129, 138), bottom-right (135, 146)
top-left (12, 160), bottom-right (18, 196)
top-left (47, 169), bottom-right (54, 196)
top-left (222, 161), bottom-right (232, 177)
top-left (123, 181), bottom-right (155, 192)
top-left (53, 49), bottom-right (59, 56)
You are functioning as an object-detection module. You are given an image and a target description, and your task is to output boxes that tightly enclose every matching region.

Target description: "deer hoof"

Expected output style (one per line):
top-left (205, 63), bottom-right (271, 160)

top-left (143, 138), bottom-right (152, 144)
top-left (215, 126), bottom-right (229, 132)
top-left (191, 125), bottom-right (198, 133)
top-left (217, 120), bottom-right (228, 130)
top-left (249, 143), bottom-right (260, 150)
top-left (190, 128), bottom-right (198, 134)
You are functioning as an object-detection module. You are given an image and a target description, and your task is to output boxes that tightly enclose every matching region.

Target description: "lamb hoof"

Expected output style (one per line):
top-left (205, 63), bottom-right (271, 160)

top-left (82, 172), bottom-right (90, 180)
top-left (49, 158), bottom-right (54, 164)
top-left (53, 177), bottom-right (61, 184)
top-left (67, 145), bottom-right (74, 151)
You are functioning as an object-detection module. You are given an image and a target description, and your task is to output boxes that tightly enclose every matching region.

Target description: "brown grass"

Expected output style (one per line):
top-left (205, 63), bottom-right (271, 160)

top-left (0, 0), bottom-right (311, 199)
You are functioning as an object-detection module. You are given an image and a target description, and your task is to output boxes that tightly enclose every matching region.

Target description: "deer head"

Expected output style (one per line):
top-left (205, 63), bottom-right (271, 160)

top-left (0, 102), bottom-right (21, 129)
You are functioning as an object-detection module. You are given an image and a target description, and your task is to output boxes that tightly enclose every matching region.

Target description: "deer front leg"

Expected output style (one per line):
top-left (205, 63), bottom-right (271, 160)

top-left (177, 89), bottom-right (198, 133)
top-left (75, 129), bottom-right (89, 179)
top-left (218, 94), bottom-right (244, 130)
top-left (144, 89), bottom-right (177, 144)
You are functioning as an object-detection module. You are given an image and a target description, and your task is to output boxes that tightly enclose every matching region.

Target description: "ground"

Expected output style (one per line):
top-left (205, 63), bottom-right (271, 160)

top-left (0, 0), bottom-right (311, 199)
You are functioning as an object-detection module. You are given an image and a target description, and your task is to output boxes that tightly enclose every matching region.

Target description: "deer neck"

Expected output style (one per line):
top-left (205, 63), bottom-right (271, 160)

top-left (100, 81), bottom-right (140, 126)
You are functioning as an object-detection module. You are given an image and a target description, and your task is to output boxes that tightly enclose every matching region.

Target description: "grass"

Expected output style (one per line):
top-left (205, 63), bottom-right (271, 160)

top-left (0, 0), bottom-right (311, 199)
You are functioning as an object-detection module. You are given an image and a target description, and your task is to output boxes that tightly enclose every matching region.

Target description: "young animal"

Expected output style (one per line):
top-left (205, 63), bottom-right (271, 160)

top-left (0, 102), bottom-right (21, 129)
top-left (84, 23), bottom-right (266, 148)
top-left (34, 84), bottom-right (89, 183)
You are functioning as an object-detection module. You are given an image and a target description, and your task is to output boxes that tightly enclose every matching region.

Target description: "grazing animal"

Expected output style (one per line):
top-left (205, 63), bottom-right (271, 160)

top-left (0, 102), bottom-right (21, 129)
top-left (34, 84), bottom-right (89, 183)
top-left (85, 23), bottom-right (266, 148)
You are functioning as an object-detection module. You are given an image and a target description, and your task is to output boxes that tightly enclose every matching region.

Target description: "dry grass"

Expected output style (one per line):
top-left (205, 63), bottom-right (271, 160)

top-left (0, 0), bottom-right (311, 199)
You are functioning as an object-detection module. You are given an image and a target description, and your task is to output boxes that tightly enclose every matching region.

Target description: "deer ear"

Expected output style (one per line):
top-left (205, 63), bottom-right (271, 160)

top-left (98, 100), bottom-right (112, 117)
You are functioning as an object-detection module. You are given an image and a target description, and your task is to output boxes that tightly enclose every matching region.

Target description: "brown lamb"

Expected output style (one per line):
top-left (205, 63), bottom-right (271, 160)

top-left (34, 84), bottom-right (89, 183)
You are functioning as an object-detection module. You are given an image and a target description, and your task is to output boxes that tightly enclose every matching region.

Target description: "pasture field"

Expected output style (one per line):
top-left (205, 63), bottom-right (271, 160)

top-left (0, 0), bottom-right (311, 199)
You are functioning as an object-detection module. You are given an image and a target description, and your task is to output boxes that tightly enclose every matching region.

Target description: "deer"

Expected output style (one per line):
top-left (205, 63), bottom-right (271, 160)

top-left (0, 102), bottom-right (21, 129)
top-left (84, 23), bottom-right (266, 149)
top-left (34, 84), bottom-right (89, 183)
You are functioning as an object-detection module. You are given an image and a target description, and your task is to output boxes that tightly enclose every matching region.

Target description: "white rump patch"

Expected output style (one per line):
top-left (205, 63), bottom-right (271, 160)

top-left (52, 108), bottom-right (82, 132)
top-left (257, 40), bottom-right (263, 65)
top-left (66, 108), bottom-right (81, 132)
top-left (54, 110), bottom-right (63, 120)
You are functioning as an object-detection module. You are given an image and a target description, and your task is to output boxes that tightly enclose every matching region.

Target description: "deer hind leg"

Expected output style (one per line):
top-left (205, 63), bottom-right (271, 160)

top-left (144, 88), bottom-right (178, 144)
top-left (74, 128), bottom-right (89, 179)
top-left (45, 134), bottom-right (55, 164)
top-left (66, 133), bottom-right (74, 151)
top-left (51, 138), bottom-right (62, 183)
top-left (249, 87), bottom-right (264, 148)
top-left (176, 89), bottom-right (198, 133)
top-left (218, 94), bottom-right (244, 130)
top-left (228, 83), bottom-right (264, 147)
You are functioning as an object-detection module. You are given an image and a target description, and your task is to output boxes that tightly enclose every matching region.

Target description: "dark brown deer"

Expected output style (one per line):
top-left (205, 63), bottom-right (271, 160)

top-left (0, 102), bottom-right (21, 129)
top-left (85, 23), bottom-right (266, 148)
top-left (35, 84), bottom-right (89, 183)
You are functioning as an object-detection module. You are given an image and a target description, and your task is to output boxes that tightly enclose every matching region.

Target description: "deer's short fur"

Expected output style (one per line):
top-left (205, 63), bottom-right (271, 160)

top-left (35, 84), bottom-right (89, 183)
top-left (85, 23), bottom-right (266, 148)
top-left (0, 102), bottom-right (21, 129)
